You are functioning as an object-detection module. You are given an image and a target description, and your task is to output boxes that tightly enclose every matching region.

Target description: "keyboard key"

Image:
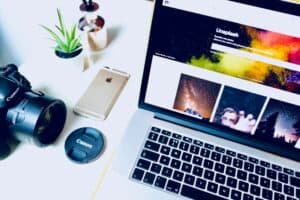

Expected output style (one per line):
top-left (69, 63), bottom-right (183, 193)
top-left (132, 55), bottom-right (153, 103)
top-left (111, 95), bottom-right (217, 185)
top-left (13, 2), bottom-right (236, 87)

top-left (161, 130), bottom-right (171, 136)
top-left (231, 190), bottom-right (242, 200)
top-left (192, 166), bottom-right (203, 177)
top-left (184, 174), bottom-right (195, 185)
top-left (158, 135), bottom-right (168, 144)
top-left (141, 150), bottom-right (159, 162)
top-left (237, 153), bottom-right (247, 160)
top-left (215, 146), bottom-right (225, 153)
top-left (249, 157), bottom-right (259, 164)
top-left (169, 138), bottom-right (179, 148)
top-left (151, 127), bottom-right (161, 132)
top-left (219, 186), bottom-right (230, 197)
top-left (290, 177), bottom-right (300, 188)
top-left (296, 189), bottom-right (300, 198)
top-left (260, 160), bottom-right (271, 168)
top-left (172, 133), bottom-right (182, 139)
top-left (170, 159), bottom-right (181, 169)
top-left (238, 181), bottom-right (249, 192)
top-left (162, 167), bottom-right (173, 177)
top-left (203, 159), bottom-right (214, 169)
top-left (237, 170), bottom-right (247, 180)
top-left (183, 136), bottom-right (192, 143)
top-left (150, 163), bottom-right (162, 174)
top-left (145, 140), bottom-right (160, 151)
top-left (173, 170), bottom-right (184, 182)
top-left (215, 163), bottom-right (225, 173)
top-left (211, 152), bottom-right (221, 161)
top-left (154, 176), bottom-right (167, 189)
top-left (137, 159), bottom-right (151, 170)
top-left (260, 177), bottom-right (271, 188)
top-left (190, 145), bottom-right (200, 154)
top-left (286, 197), bottom-right (297, 200)
top-left (296, 171), bottom-right (300, 178)
top-left (182, 163), bottom-right (192, 173)
top-left (166, 180), bottom-right (181, 194)
top-left (196, 178), bottom-right (207, 189)
top-left (215, 173), bottom-right (226, 184)
top-left (284, 168), bottom-right (294, 176)
top-left (244, 162), bottom-right (254, 172)
top-left (179, 142), bottom-right (189, 151)
top-left (262, 188), bottom-right (273, 200)
top-left (227, 177), bottom-right (237, 188)
top-left (226, 150), bottom-right (236, 157)
top-left (222, 155), bottom-right (232, 165)
top-left (249, 174), bottom-right (259, 184)
top-left (274, 192), bottom-right (285, 200)
top-left (207, 182), bottom-right (218, 193)
top-left (181, 185), bottom-right (227, 200)
top-left (192, 156), bottom-right (203, 166)
top-left (255, 166), bottom-right (265, 176)
top-left (132, 168), bottom-right (144, 181)
top-left (201, 148), bottom-right (211, 158)
top-left (243, 193), bottom-right (253, 200)
top-left (278, 173), bottom-right (288, 183)
top-left (182, 152), bottom-right (192, 162)
top-left (159, 155), bottom-right (170, 165)
top-left (226, 166), bottom-right (236, 177)
top-left (250, 185), bottom-right (261, 196)
top-left (204, 143), bottom-right (214, 150)
top-left (233, 158), bottom-right (243, 168)
top-left (284, 185), bottom-right (294, 196)
top-left (272, 181), bottom-right (282, 192)
top-left (272, 164), bottom-right (282, 172)
top-left (267, 169), bottom-right (277, 180)
top-left (193, 139), bottom-right (203, 146)
top-left (204, 170), bottom-right (215, 180)
top-left (143, 172), bottom-right (156, 185)
top-left (160, 146), bottom-right (170, 155)
top-left (148, 132), bottom-right (158, 141)
top-left (171, 149), bottom-right (181, 158)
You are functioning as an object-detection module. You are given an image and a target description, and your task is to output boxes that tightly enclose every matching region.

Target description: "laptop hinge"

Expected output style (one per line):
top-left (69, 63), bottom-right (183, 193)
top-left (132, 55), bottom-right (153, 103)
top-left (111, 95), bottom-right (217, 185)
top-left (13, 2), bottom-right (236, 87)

top-left (154, 112), bottom-right (214, 135)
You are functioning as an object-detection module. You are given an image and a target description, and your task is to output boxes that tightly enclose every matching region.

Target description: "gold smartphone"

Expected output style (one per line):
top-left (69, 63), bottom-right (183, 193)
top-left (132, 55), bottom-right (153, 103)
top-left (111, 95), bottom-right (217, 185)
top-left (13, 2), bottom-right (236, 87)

top-left (73, 67), bottom-right (130, 120)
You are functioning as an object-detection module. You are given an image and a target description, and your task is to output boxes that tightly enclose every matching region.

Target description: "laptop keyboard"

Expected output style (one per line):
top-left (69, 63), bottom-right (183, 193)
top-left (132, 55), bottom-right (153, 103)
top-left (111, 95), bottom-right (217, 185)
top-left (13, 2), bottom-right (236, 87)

top-left (131, 126), bottom-right (300, 200)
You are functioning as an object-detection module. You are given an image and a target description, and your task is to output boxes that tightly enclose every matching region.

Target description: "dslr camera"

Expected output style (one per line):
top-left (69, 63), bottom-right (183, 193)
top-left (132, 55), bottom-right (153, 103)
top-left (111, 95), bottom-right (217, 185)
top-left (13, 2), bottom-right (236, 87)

top-left (0, 64), bottom-right (67, 156)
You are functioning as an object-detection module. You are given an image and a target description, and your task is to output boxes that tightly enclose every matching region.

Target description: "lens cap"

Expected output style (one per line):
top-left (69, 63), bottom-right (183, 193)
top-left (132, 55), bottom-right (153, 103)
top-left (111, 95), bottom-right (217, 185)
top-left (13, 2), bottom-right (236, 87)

top-left (65, 127), bottom-right (104, 164)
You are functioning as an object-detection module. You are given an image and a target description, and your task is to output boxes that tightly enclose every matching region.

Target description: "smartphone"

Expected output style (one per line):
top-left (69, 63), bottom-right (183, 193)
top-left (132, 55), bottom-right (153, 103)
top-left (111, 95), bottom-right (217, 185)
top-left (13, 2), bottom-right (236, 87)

top-left (73, 67), bottom-right (130, 120)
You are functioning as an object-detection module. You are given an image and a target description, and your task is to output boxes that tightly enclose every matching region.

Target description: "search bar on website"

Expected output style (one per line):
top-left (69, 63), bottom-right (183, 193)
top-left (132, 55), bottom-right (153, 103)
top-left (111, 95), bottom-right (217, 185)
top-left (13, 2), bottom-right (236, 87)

top-left (211, 43), bottom-right (300, 72)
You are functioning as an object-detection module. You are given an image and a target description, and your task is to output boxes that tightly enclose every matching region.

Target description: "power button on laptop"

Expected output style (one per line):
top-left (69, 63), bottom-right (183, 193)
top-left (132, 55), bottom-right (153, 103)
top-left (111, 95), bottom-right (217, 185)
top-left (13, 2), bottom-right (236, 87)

top-left (65, 127), bottom-right (105, 164)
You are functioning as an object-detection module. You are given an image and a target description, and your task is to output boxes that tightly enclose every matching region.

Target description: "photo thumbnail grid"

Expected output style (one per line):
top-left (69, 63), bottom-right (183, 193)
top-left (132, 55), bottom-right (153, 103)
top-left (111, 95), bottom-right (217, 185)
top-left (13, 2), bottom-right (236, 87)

top-left (173, 74), bottom-right (300, 148)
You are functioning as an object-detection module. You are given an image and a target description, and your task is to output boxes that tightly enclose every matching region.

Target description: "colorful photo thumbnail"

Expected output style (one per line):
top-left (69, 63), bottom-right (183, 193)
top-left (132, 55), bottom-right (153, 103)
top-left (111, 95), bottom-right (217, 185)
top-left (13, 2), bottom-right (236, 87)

top-left (173, 74), bottom-right (221, 120)
top-left (213, 86), bottom-right (266, 133)
top-left (255, 99), bottom-right (300, 148)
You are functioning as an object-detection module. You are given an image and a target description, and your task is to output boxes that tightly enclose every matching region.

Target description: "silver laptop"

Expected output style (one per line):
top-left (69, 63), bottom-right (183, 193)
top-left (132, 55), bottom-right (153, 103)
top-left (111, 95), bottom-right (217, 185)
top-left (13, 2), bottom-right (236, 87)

top-left (97, 0), bottom-right (300, 199)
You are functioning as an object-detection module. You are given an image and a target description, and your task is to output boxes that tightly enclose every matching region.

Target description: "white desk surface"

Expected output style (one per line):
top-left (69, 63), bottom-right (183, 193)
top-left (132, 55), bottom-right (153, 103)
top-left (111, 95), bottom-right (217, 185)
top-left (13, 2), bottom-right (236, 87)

top-left (0, 0), bottom-right (153, 199)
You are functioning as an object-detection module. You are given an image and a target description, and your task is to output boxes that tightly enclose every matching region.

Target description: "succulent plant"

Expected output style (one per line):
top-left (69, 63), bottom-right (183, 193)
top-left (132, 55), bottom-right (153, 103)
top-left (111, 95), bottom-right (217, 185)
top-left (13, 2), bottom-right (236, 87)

top-left (41, 9), bottom-right (81, 54)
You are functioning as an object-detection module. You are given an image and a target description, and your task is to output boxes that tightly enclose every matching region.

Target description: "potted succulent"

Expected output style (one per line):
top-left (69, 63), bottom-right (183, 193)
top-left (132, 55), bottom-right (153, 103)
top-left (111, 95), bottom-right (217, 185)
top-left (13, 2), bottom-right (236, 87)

top-left (41, 9), bottom-right (82, 59)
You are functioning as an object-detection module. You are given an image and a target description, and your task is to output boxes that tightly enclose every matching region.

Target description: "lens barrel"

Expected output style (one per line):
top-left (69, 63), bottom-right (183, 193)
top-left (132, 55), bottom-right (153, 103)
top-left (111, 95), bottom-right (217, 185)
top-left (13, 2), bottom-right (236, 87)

top-left (6, 92), bottom-right (67, 146)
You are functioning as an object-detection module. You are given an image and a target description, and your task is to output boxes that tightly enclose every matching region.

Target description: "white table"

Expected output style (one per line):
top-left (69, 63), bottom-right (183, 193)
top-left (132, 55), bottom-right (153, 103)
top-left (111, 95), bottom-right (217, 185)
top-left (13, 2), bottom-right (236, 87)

top-left (0, 0), bottom-right (153, 199)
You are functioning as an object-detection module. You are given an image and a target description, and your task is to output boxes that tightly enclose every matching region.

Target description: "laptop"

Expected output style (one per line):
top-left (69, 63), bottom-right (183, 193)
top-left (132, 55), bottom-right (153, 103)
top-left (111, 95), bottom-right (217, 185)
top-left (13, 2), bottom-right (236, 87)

top-left (96, 0), bottom-right (300, 199)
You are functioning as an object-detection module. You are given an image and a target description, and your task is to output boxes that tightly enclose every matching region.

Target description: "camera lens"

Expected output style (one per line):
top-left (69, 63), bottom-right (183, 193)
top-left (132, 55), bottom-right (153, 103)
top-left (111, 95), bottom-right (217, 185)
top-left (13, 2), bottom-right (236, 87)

top-left (6, 93), bottom-right (67, 146)
top-left (35, 100), bottom-right (67, 145)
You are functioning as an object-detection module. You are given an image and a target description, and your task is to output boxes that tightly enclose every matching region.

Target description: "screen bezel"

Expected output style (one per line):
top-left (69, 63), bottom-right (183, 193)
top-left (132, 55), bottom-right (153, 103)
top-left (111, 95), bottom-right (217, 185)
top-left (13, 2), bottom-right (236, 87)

top-left (138, 0), bottom-right (300, 162)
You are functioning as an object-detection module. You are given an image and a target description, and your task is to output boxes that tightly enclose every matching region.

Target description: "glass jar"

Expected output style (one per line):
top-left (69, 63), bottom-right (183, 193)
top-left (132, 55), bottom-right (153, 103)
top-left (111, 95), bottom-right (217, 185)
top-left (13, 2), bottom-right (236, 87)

top-left (78, 1), bottom-right (107, 52)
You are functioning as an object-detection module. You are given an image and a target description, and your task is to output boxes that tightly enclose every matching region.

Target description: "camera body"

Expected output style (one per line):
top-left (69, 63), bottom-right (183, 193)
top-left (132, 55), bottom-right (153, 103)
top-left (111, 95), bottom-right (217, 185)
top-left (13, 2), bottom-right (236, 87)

top-left (0, 64), bottom-right (67, 152)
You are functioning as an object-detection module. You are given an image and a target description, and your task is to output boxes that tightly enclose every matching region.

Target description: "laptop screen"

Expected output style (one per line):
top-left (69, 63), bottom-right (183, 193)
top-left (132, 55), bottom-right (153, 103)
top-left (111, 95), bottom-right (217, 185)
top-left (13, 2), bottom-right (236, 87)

top-left (139, 0), bottom-right (300, 160)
